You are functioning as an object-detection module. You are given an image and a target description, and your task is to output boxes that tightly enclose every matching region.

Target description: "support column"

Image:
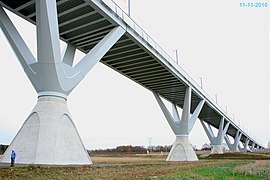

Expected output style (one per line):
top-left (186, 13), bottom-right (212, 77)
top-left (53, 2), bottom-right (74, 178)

top-left (224, 130), bottom-right (242, 151)
top-left (200, 117), bottom-right (230, 154)
top-left (243, 138), bottom-right (250, 152)
top-left (251, 142), bottom-right (255, 151)
top-left (0, 1), bottom-right (125, 165)
top-left (154, 87), bottom-right (205, 161)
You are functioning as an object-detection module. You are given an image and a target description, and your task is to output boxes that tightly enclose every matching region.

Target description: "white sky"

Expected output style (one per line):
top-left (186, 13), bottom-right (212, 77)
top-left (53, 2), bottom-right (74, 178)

top-left (0, 0), bottom-right (270, 149)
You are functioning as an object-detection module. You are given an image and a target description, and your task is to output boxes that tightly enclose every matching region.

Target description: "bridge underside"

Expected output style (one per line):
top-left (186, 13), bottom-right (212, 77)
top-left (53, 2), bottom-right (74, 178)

top-left (0, 0), bottom-right (263, 162)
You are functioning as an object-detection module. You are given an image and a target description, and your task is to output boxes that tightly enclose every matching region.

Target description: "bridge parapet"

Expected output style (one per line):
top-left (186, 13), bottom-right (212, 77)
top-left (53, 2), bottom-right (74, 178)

top-left (96, 0), bottom-right (264, 149)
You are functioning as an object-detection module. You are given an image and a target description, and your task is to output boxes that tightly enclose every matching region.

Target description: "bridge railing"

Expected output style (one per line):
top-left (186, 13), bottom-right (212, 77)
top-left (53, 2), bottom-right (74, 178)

top-left (100, 0), bottom-right (263, 147)
top-left (101, 0), bottom-right (216, 103)
top-left (101, 0), bottom-right (234, 118)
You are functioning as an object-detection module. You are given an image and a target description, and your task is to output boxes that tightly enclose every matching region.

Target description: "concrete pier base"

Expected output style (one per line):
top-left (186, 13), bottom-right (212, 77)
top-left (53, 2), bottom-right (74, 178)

top-left (210, 145), bottom-right (224, 154)
top-left (1, 96), bottom-right (92, 165)
top-left (167, 135), bottom-right (198, 161)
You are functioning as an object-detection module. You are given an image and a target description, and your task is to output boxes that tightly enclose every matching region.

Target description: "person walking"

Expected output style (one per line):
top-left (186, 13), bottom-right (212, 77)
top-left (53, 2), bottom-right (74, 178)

top-left (10, 149), bottom-right (16, 167)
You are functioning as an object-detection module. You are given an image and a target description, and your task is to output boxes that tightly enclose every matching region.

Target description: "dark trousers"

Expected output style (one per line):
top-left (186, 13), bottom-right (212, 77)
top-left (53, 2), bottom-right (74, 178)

top-left (11, 157), bottom-right (15, 167)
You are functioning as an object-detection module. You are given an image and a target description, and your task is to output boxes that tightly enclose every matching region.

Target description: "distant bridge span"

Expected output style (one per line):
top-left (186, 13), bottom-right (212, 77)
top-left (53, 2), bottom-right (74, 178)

top-left (0, 0), bottom-right (265, 164)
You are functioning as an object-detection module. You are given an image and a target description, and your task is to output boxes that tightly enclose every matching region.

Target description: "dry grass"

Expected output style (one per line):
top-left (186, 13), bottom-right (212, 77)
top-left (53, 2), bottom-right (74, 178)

top-left (234, 160), bottom-right (270, 177)
top-left (199, 152), bottom-right (270, 160)
top-left (1, 153), bottom-right (269, 179)
top-left (91, 153), bottom-right (167, 164)
top-left (91, 156), bottom-right (165, 164)
top-left (0, 160), bottom-right (234, 180)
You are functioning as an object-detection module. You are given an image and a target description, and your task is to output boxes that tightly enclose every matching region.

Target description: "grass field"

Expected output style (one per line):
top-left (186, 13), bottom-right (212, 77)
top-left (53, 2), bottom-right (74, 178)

top-left (0, 153), bottom-right (270, 179)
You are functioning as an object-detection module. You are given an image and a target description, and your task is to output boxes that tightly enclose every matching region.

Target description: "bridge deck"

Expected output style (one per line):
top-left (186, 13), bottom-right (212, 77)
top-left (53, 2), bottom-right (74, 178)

top-left (0, 0), bottom-right (262, 147)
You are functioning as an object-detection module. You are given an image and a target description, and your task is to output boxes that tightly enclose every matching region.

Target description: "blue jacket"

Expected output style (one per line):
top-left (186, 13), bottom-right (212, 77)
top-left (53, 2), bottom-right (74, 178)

top-left (11, 151), bottom-right (16, 159)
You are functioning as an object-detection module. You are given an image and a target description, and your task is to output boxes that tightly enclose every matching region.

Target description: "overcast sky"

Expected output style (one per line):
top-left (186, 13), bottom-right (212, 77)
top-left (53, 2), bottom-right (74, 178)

top-left (0, 0), bottom-right (269, 149)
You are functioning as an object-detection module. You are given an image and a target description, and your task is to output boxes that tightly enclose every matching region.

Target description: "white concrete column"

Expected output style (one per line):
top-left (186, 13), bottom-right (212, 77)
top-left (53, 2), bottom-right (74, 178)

top-left (255, 144), bottom-right (259, 149)
top-left (251, 142), bottom-right (255, 150)
top-left (153, 87), bottom-right (205, 161)
top-left (1, 97), bottom-right (91, 165)
top-left (62, 43), bottom-right (76, 66)
top-left (200, 117), bottom-right (230, 154)
top-left (243, 138), bottom-right (250, 152)
top-left (225, 130), bottom-right (242, 151)
top-left (0, 1), bottom-right (125, 165)
top-left (238, 142), bottom-right (243, 152)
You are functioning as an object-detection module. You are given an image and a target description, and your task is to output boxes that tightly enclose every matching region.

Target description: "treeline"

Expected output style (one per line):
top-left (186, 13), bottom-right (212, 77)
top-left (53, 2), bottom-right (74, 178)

top-left (151, 145), bottom-right (172, 152)
top-left (90, 145), bottom-right (172, 154)
top-left (91, 145), bottom-right (146, 154)
top-left (0, 144), bottom-right (8, 154)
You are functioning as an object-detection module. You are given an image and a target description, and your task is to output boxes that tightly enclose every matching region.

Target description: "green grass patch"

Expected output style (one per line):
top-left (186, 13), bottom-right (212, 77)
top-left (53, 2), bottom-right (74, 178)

top-left (157, 162), bottom-right (270, 179)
